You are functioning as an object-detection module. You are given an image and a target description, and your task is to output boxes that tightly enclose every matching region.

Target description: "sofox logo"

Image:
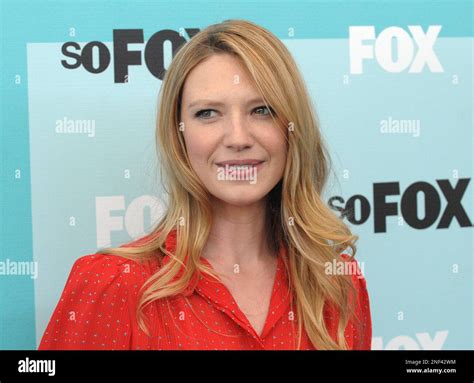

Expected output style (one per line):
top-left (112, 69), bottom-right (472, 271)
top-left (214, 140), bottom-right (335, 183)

top-left (349, 25), bottom-right (443, 74)
top-left (61, 28), bottom-right (199, 83)
top-left (329, 178), bottom-right (472, 233)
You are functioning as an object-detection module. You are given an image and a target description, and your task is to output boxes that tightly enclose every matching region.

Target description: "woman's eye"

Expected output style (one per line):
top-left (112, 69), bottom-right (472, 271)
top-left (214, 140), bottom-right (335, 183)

top-left (195, 109), bottom-right (217, 119)
top-left (194, 106), bottom-right (275, 120)
top-left (254, 106), bottom-right (274, 116)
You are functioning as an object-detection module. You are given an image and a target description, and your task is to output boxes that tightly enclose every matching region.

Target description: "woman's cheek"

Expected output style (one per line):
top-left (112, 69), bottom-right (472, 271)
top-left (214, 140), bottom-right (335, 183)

top-left (184, 128), bottom-right (216, 175)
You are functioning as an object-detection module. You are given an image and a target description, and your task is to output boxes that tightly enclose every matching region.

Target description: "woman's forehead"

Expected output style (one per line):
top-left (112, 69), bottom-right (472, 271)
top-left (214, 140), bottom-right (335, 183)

top-left (183, 54), bottom-right (254, 93)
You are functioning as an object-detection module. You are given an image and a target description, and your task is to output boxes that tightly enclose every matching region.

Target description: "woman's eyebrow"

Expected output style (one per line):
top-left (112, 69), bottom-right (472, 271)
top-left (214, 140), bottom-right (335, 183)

top-left (187, 97), bottom-right (266, 110)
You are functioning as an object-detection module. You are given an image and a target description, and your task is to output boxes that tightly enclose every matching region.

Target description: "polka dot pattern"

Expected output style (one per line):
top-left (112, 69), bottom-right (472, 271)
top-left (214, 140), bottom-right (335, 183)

top-left (38, 232), bottom-right (372, 350)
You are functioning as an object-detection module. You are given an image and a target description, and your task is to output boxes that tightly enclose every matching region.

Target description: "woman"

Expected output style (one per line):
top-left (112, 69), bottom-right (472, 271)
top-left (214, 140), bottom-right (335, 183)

top-left (39, 19), bottom-right (371, 350)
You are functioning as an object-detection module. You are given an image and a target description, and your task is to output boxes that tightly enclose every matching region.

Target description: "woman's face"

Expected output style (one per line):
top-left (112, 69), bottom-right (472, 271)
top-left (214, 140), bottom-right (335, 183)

top-left (180, 53), bottom-right (287, 207)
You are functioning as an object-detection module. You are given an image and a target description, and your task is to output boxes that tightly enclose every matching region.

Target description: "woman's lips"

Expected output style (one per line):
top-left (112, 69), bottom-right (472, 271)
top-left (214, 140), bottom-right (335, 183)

top-left (214, 161), bottom-right (265, 175)
top-left (215, 159), bottom-right (264, 166)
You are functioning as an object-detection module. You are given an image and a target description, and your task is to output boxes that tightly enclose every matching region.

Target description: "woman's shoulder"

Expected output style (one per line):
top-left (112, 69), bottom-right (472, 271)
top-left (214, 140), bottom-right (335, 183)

top-left (60, 252), bottom-right (160, 303)
top-left (71, 233), bottom-right (164, 285)
top-left (70, 251), bottom-right (160, 284)
top-left (38, 238), bottom-right (163, 350)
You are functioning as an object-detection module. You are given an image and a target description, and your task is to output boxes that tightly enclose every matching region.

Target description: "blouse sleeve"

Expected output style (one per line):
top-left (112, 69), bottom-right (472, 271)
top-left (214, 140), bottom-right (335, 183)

top-left (339, 254), bottom-right (372, 350)
top-left (38, 253), bottom-right (143, 350)
top-left (351, 271), bottom-right (372, 350)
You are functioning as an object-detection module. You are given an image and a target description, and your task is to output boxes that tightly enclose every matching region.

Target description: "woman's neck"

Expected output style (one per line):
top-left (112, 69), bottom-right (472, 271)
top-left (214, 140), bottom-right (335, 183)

top-left (202, 197), bottom-right (275, 269)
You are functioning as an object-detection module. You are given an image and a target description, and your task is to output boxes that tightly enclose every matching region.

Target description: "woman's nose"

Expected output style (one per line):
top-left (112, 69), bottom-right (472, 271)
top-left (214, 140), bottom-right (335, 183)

top-left (222, 113), bottom-right (254, 150)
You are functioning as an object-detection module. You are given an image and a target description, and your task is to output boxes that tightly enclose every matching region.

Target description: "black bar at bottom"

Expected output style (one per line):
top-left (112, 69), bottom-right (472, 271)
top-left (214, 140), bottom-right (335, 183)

top-left (0, 350), bottom-right (472, 381)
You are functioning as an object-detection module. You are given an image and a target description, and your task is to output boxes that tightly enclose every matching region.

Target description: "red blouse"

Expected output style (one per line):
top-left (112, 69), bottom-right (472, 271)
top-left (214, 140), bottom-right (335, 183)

top-left (38, 230), bottom-right (372, 350)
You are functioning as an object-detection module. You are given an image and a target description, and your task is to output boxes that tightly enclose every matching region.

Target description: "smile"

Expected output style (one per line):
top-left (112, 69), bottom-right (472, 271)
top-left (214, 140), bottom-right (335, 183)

top-left (215, 162), bottom-right (265, 173)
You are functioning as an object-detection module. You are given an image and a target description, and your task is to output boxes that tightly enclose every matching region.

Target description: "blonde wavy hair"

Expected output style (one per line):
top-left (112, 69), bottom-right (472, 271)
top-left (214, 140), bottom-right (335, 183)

top-left (97, 19), bottom-right (359, 350)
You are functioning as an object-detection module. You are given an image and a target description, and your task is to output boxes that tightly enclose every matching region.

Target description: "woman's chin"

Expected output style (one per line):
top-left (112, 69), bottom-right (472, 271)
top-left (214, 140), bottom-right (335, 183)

top-left (210, 187), bottom-right (265, 207)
